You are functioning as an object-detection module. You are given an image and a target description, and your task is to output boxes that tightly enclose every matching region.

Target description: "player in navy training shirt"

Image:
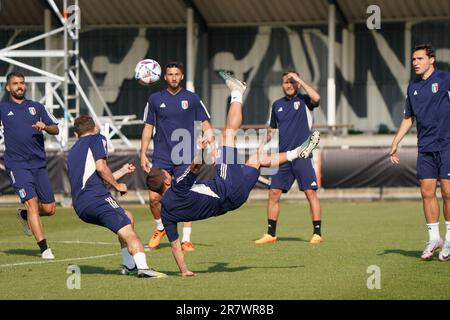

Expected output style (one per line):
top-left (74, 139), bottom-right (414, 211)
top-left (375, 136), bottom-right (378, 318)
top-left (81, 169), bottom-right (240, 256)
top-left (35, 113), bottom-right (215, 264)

top-left (0, 71), bottom-right (59, 259)
top-left (140, 61), bottom-right (214, 251)
top-left (390, 44), bottom-right (450, 261)
top-left (145, 71), bottom-right (320, 276)
top-left (67, 115), bottom-right (166, 278)
top-left (255, 70), bottom-right (323, 245)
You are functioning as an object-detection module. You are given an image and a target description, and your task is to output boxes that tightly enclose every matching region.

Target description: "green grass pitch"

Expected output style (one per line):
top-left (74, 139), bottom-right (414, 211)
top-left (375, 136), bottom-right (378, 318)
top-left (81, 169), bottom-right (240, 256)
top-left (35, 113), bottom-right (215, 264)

top-left (0, 201), bottom-right (449, 300)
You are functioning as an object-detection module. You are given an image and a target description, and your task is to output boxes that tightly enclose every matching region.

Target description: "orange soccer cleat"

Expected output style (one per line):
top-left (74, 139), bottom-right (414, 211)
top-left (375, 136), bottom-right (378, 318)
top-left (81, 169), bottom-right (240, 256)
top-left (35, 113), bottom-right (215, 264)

top-left (309, 234), bottom-right (323, 244)
top-left (148, 229), bottom-right (166, 249)
top-left (254, 234), bottom-right (277, 244)
top-left (181, 241), bottom-right (195, 252)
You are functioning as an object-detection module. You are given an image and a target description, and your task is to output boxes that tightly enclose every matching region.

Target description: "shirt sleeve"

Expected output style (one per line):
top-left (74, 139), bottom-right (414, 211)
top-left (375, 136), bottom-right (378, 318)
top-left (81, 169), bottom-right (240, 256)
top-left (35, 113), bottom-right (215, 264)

top-left (143, 99), bottom-right (156, 125)
top-left (269, 104), bottom-right (277, 128)
top-left (195, 97), bottom-right (211, 122)
top-left (38, 103), bottom-right (59, 125)
top-left (171, 169), bottom-right (197, 195)
top-left (161, 213), bottom-right (179, 242)
top-left (90, 135), bottom-right (108, 161)
top-left (299, 93), bottom-right (318, 110)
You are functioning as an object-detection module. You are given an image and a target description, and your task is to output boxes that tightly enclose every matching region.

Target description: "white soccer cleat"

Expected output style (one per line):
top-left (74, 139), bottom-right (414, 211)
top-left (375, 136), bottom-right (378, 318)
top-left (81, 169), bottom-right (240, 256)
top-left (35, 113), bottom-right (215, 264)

top-left (41, 248), bottom-right (55, 260)
top-left (137, 268), bottom-right (168, 278)
top-left (297, 130), bottom-right (320, 159)
top-left (420, 238), bottom-right (443, 260)
top-left (438, 241), bottom-right (450, 262)
top-left (217, 70), bottom-right (247, 94)
top-left (16, 209), bottom-right (32, 236)
top-left (120, 265), bottom-right (137, 275)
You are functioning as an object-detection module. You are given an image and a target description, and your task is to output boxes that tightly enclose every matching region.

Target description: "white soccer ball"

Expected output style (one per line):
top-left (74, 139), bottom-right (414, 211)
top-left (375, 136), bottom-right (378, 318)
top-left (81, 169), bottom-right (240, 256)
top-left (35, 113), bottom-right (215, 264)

top-left (134, 59), bottom-right (161, 85)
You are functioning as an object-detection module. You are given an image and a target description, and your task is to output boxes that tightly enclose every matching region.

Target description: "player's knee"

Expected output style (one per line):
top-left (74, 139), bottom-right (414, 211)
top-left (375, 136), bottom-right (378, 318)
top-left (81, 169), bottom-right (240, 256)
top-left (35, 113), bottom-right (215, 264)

top-left (149, 195), bottom-right (161, 208)
top-left (420, 188), bottom-right (436, 200)
top-left (441, 189), bottom-right (450, 201)
top-left (268, 189), bottom-right (282, 202)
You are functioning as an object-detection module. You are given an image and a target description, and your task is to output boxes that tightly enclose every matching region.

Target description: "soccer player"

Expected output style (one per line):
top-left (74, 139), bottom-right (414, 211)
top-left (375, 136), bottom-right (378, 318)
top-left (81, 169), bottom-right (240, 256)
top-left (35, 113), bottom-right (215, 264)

top-left (145, 71), bottom-right (320, 276)
top-left (0, 71), bottom-right (59, 259)
top-left (140, 61), bottom-right (214, 251)
top-left (390, 44), bottom-right (450, 261)
top-left (67, 115), bottom-right (166, 277)
top-left (255, 70), bottom-right (323, 245)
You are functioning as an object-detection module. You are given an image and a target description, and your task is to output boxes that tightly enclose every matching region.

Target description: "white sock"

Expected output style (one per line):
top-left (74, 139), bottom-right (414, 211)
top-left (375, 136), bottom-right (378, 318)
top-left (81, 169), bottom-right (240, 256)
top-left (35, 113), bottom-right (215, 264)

top-left (286, 149), bottom-right (298, 162)
top-left (230, 90), bottom-right (243, 104)
top-left (121, 247), bottom-right (135, 269)
top-left (427, 222), bottom-right (440, 241)
top-left (445, 221), bottom-right (450, 242)
top-left (182, 227), bottom-right (192, 243)
top-left (133, 252), bottom-right (149, 270)
top-left (155, 219), bottom-right (164, 231)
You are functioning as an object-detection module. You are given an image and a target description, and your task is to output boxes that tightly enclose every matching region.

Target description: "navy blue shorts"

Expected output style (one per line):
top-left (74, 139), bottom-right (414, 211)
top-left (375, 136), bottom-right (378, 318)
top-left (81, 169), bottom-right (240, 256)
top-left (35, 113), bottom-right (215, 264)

top-left (417, 149), bottom-right (450, 179)
top-left (212, 146), bottom-right (260, 214)
top-left (7, 167), bottom-right (55, 204)
top-left (270, 158), bottom-right (318, 192)
top-left (77, 196), bottom-right (131, 233)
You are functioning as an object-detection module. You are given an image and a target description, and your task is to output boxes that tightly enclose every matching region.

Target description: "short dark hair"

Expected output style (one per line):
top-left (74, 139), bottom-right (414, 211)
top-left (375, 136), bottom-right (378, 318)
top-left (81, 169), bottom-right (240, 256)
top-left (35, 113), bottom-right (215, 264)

top-left (146, 168), bottom-right (166, 195)
top-left (413, 44), bottom-right (436, 66)
top-left (6, 71), bottom-right (25, 84)
top-left (74, 115), bottom-right (96, 136)
top-left (281, 70), bottom-right (299, 80)
top-left (164, 61), bottom-right (184, 74)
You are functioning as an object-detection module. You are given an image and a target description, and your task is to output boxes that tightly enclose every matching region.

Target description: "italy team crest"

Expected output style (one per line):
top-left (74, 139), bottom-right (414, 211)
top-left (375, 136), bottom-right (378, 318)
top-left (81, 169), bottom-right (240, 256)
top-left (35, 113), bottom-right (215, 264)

top-left (294, 101), bottom-right (300, 110)
top-left (28, 107), bottom-right (36, 115)
top-left (181, 100), bottom-right (189, 110)
top-left (431, 83), bottom-right (438, 93)
top-left (19, 189), bottom-right (26, 199)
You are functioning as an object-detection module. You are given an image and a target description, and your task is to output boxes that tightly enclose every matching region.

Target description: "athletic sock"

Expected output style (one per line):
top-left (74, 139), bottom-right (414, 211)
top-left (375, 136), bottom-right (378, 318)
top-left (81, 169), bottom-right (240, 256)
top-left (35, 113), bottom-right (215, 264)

top-left (427, 222), bottom-right (440, 241)
top-left (121, 247), bottom-right (136, 269)
top-left (313, 220), bottom-right (322, 236)
top-left (155, 219), bottom-right (164, 231)
top-left (445, 221), bottom-right (450, 242)
top-left (267, 219), bottom-right (277, 237)
top-left (286, 149), bottom-right (298, 162)
top-left (181, 227), bottom-right (192, 243)
top-left (230, 90), bottom-right (243, 104)
top-left (133, 252), bottom-right (149, 270)
top-left (37, 239), bottom-right (48, 253)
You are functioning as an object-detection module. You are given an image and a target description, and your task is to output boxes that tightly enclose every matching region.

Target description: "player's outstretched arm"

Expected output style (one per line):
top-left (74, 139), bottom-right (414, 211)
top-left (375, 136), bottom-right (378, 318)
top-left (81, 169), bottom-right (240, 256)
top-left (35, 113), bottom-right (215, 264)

top-left (190, 138), bottom-right (209, 174)
top-left (170, 239), bottom-right (195, 277)
top-left (32, 122), bottom-right (59, 135)
top-left (96, 159), bottom-right (128, 194)
top-left (390, 116), bottom-right (414, 164)
top-left (113, 163), bottom-right (136, 181)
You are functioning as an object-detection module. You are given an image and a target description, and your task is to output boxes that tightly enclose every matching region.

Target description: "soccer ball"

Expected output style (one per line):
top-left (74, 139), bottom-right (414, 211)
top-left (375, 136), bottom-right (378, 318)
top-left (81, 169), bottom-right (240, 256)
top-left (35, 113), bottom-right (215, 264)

top-left (134, 59), bottom-right (161, 85)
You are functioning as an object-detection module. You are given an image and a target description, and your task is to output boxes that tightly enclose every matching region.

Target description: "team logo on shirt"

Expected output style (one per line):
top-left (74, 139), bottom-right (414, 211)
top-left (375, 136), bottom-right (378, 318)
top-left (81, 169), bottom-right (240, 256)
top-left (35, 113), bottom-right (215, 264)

top-left (294, 101), bottom-right (300, 110)
top-left (181, 100), bottom-right (189, 110)
top-left (18, 189), bottom-right (26, 199)
top-left (431, 83), bottom-right (438, 93)
top-left (28, 107), bottom-right (36, 115)
top-left (277, 107), bottom-right (283, 112)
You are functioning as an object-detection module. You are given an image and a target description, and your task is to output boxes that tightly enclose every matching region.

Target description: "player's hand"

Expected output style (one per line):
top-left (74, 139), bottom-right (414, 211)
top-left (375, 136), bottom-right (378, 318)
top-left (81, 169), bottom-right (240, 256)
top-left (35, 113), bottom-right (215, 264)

top-left (120, 163), bottom-right (136, 175)
top-left (140, 155), bottom-right (151, 173)
top-left (197, 137), bottom-right (209, 150)
top-left (181, 270), bottom-right (195, 277)
top-left (288, 72), bottom-right (303, 87)
top-left (390, 144), bottom-right (400, 164)
top-left (116, 183), bottom-right (128, 195)
top-left (32, 121), bottom-right (46, 131)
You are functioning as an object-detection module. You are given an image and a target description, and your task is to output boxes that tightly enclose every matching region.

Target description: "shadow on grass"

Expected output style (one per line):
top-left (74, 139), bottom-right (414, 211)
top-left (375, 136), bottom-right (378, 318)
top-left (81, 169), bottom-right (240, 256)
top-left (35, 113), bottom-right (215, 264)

top-left (194, 262), bottom-right (304, 274)
top-left (276, 237), bottom-right (307, 242)
top-left (378, 249), bottom-right (422, 258)
top-left (77, 265), bottom-right (125, 276)
top-left (3, 249), bottom-right (40, 257)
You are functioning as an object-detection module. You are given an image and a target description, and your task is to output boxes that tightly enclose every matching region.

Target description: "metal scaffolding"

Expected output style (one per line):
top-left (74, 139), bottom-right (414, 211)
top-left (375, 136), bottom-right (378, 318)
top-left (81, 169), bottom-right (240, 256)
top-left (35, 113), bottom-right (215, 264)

top-left (0, 0), bottom-right (137, 150)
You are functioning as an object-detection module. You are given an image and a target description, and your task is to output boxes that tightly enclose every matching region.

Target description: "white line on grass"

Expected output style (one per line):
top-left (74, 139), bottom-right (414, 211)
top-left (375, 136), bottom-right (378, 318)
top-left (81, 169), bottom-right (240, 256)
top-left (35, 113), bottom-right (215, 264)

top-left (0, 253), bottom-right (120, 268)
top-left (0, 240), bottom-right (117, 245)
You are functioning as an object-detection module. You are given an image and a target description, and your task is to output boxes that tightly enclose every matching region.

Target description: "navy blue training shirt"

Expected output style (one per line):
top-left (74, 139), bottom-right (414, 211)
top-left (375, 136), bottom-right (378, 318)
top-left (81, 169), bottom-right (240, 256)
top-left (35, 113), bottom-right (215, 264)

top-left (160, 169), bottom-right (223, 242)
top-left (143, 88), bottom-right (210, 167)
top-left (404, 69), bottom-right (450, 152)
top-left (0, 99), bottom-right (58, 170)
top-left (67, 134), bottom-right (110, 213)
top-left (269, 93), bottom-right (318, 152)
